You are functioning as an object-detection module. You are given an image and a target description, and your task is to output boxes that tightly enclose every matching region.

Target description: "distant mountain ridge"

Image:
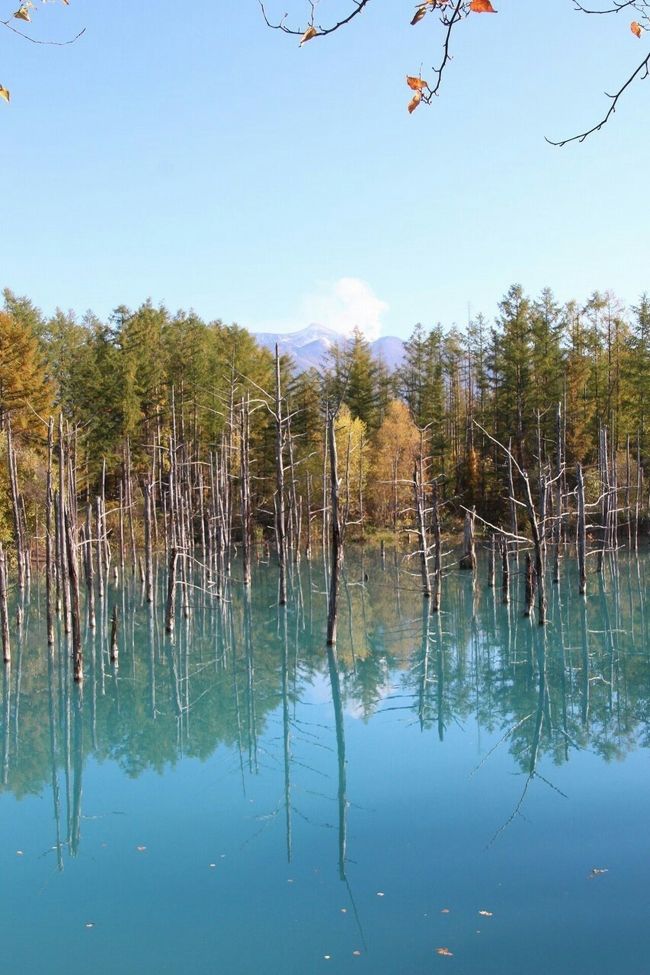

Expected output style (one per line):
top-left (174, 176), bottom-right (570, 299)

top-left (253, 324), bottom-right (405, 373)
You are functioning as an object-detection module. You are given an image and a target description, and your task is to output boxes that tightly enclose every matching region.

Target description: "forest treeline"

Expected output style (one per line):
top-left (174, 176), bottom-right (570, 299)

top-left (1, 282), bottom-right (649, 544)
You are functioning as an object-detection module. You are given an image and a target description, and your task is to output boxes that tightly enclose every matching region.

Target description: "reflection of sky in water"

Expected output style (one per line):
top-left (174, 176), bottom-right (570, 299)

top-left (1, 550), bottom-right (649, 974)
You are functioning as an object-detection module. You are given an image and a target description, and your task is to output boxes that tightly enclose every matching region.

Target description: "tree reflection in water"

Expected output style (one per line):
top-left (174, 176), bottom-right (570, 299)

top-left (1, 547), bottom-right (649, 870)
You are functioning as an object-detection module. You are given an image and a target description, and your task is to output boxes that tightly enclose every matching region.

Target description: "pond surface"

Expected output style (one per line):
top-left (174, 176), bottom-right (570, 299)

top-left (1, 549), bottom-right (649, 974)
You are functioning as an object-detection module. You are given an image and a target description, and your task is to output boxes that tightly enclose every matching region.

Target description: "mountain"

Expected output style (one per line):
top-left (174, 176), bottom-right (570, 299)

top-left (371, 336), bottom-right (406, 371)
top-left (253, 324), bottom-right (405, 373)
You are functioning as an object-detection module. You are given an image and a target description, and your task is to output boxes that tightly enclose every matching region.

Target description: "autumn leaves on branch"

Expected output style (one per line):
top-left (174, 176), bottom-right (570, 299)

top-left (263, 0), bottom-right (649, 142)
top-left (1, 0), bottom-right (83, 104)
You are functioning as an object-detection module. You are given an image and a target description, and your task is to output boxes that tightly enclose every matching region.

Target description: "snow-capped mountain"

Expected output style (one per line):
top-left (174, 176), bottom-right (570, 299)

top-left (253, 324), bottom-right (405, 373)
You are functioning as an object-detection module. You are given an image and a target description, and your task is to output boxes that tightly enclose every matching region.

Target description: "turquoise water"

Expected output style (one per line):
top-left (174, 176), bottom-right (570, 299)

top-left (1, 550), bottom-right (650, 974)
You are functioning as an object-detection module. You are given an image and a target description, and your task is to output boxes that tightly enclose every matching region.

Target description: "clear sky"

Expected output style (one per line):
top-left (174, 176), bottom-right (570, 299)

top-left (1, 0), bottom-right (648, 339)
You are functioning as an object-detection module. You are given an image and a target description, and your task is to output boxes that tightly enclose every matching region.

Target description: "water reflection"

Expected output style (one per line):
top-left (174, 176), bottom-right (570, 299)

top-left (2, 548), bottom-right (650, 872)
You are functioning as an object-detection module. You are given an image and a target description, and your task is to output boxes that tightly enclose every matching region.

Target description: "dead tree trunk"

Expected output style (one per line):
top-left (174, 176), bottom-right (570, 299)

top-left (275, 346), bottom-right (287, 606)
top-left (326, 409), bottom-right (342, 646)
top-left (576, 463), bottom-right (587, 596)
top-left (413, 456), bottom-right (431, 598)
top-left (240, 396), bottom-right (252, 587)
top-left (523, 551), bottom-right (536, 617)
top-left (110, 606), bottom-right (119, 664)
top-left (6, 418), bottom-right (26, 592)
top-left (431, 479), bottom-right (442, 613)
top-left (487, 532), bottom-right (496, 588)
top-left (0, 544), bottom-right (10, 664)
top-left (143, 478), bottom-right (154, 604)
top-left (45, 418), bottom-right (55, 647)
top-left (165, 546), bottom-right (178, 635)
top-left (459, 508), bottom-right (476, 571)
top-left (65, 512), bottom-right (83, 684)
top-left (58, 416), bottom-right (71, 633)
top-left (501, 540), bottom-right (510, 605)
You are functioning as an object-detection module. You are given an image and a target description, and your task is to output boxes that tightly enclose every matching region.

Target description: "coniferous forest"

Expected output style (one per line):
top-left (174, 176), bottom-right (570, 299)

top-left (2, 282), bottom-right (650, 542)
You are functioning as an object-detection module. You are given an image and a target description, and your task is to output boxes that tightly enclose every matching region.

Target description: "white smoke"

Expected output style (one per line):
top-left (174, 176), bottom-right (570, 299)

top-left (299, 277), bottom-right (388, 342)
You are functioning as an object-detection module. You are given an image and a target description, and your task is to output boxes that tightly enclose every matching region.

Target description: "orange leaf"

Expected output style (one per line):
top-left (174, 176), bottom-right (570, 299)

top-left (408, 92), bottom-right (422, 113)
top-left (406, 75), bottom-right (428, 90)
top-left (631, 20), bottom-right (642, 37)
top-left (299, 26), bottom-right (318, 46)
top-left (436, 947), bottom-right (454, 957)
top-left (470, 0), bottom-right (497, 11)
top-left (0, 86), bottom-right (10, 104)
top-left (411, 6), bottom-right (427, 25)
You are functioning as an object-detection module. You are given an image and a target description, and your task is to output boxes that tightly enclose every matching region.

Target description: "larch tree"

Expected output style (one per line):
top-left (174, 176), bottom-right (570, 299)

top-left (368, 399), bottom-right (420, 528)
top-left (0, 308), bottom-right (53, 436)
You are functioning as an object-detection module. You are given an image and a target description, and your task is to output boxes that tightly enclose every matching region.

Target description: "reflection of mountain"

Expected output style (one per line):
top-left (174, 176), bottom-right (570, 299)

top-left (253, 324), bottom-right (405, 372)
top-left (2, 551), bottom-right (649, 810)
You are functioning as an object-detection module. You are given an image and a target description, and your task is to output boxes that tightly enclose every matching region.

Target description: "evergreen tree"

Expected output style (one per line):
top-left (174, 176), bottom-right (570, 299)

top-left (495, 284), bottom-right (532, 459)
top-left (327, 327), bottom-right (380, 431)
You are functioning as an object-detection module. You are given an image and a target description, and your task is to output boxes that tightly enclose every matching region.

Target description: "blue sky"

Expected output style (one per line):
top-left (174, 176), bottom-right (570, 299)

top-left (1, 0), bottom-right (648, 339)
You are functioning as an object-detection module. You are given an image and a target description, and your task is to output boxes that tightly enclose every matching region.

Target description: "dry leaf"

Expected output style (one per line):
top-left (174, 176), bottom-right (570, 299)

top-left (411, 6), bottom-right (427, 25)
top-left (631, 20), bottom-right (642, 37)
top-left (299, 26), bottom-right (318, 46)
top-left (478, 910), bottom-right (493, 917)
top-left (408, 92), bottom-right (422, 113)
top-left (0, 86), bottom-right (10, 104)
top-left (406, 75), bottom-right (428, 91)
top-left (436, 947), bottom-right (454, 957)
top-left (470, 0), bottom-right (497, 10)
top-left (14, 5), bottom-right (32, 21)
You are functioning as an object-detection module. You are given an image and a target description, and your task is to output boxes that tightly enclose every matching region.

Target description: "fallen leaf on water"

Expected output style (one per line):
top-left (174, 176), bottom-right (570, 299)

top-left (352, 950), bottom-right (362, 956)
top-left (340, 908), bottom-right (347, 913)
top-left (589, 867), bottom-right (608, 879)
top-left (436, 947), bottom-right (454, 957)
top-left (478, 910), bottom-right (493, 917)
top-left (376, 891), bottom-right (385, 897)
top-left (323, 955), bottom-right (331, 961)
top-left (16, 850), bottom-right (24, 856)
top-left (85, 922), bottom-right (95, 929)
top-left (136, 845), bottom-right (147, 852)
top-left (209, 863), bottom-right (216, 869)
top-left (440, 908), bottom-right (450, 914)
